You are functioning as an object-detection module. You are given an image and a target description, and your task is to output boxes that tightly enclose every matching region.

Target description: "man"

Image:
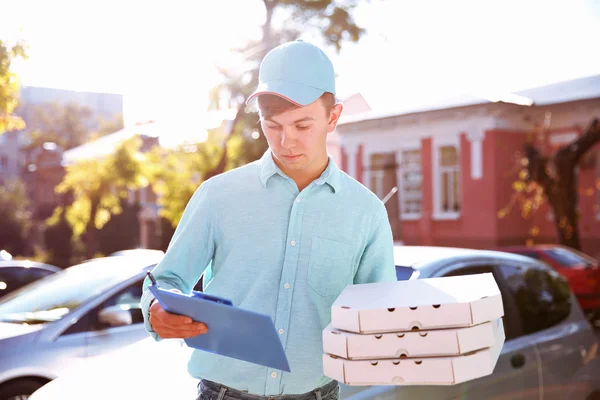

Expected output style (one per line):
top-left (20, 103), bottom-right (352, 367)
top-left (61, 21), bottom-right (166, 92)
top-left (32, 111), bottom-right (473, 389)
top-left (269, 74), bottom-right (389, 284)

top-left (141, 40), bottom-right (397, 400)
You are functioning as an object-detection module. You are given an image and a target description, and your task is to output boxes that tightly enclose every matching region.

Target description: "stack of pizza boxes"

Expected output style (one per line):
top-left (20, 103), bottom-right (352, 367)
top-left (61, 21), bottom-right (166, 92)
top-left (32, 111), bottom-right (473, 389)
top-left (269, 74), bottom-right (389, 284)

top-left (323, 273), bottom-right (505, 386)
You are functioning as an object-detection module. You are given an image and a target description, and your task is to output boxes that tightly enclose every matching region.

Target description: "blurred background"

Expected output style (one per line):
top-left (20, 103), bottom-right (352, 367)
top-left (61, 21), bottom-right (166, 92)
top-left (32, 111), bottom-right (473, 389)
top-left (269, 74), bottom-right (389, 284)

top-left (1, 1), bottom-right (600, 399)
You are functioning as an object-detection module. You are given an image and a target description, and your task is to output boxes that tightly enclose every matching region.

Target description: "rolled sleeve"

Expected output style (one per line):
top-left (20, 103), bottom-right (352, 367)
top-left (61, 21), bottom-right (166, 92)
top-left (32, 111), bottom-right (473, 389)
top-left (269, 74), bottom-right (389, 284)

top-left (141, 180), bottom-right (216, 340)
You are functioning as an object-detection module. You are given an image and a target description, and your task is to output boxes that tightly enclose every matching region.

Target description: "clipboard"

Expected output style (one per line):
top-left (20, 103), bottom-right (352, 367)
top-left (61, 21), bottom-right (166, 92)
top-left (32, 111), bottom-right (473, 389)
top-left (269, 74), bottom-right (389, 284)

top-left (147, 272), bottom-right (291, 372)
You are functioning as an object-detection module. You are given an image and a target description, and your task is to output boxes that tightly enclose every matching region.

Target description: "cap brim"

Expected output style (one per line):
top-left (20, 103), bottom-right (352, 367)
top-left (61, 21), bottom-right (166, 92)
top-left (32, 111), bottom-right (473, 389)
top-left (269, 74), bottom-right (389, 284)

top-left (246, 80), bottom-right (325, 106)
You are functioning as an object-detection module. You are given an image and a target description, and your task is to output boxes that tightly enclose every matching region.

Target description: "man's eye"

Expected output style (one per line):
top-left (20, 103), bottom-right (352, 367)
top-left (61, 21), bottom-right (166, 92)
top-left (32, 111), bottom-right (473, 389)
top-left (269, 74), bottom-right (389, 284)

top-left (296, 126), bottom-right (310, 131)
top-left (267, 125), bottom-right (281, 130)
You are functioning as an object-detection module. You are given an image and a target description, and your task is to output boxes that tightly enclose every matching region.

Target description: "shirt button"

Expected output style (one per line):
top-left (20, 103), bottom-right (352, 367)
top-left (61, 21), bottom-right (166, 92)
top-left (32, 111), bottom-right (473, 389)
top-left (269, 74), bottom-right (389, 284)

top-left (284, 283), bottom-right (290, 289)
top-left (290, 240), bottom-right (296, 246)
top-left (278, 328), bottom-right (284, 334)
top-left (271, 372), bottom-right (277, 378)
top-left (296, 198), bottom-right (301, 203)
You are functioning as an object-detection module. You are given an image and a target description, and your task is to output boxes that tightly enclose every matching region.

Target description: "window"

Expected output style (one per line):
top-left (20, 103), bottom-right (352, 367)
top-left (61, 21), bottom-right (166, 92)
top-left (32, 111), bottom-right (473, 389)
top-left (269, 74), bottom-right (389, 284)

top-left (433, 139), bottom-right (461, 219)
top-left (62, 279), bottom-right (144, 335)
top-left (0, 267), bottom-right (55, 298)
top-left (399, 149), bottom-right (422, 218)
top-left (544, 247), bottom-right (597, 267)
top-left (439, 146), bottom-right (460, 213)
top-left (0, 155), bottom-right (8, 171)
top-left (442, 265), bottom-right (516, 340)
top-left (498, 263), bottom-right (571, 336)
top-left (369, 152), bottom-right (397, 200)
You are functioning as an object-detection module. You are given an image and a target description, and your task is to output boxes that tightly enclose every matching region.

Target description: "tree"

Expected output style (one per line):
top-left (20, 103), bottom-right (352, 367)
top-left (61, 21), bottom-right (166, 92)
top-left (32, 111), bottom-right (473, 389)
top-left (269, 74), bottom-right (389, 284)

top-left (93, 112), bottom-right (125, 140)
top-left (151, 0), bottom-right (369, 227)
top-left (205, 0), bottom-right (368, 180)
top-left (24, 101), bottom-right (95, 150)
top-left (501, 117), bottom-right (599, 250)
top-left (49, 136), bottom-right (151, 258)
top-left (0, 179), bottom-right (31, 256)
top-left (0, 39), bottom-right (27, 135)
top-left (146, 136), bottom-right (224, 227)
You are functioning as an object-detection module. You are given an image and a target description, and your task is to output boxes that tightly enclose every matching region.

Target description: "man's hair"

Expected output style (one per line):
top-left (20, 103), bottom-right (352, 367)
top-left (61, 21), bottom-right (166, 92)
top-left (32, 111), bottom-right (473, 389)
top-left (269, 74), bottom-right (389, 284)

top-left (257, 93), bottom-right (336, 119)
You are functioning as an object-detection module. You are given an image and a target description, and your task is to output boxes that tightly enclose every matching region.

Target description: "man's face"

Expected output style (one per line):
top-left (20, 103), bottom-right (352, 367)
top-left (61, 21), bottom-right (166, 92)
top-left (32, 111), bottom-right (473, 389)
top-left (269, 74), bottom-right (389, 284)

top-left (260, 98), bottom-right (342, 176)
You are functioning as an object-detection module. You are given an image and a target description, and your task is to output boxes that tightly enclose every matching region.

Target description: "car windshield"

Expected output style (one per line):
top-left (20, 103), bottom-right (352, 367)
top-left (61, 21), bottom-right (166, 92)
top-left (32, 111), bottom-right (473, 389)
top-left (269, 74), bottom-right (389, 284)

top-left (0, 260), bottom-right (145, 324)
top-left (544, 247), bottom-right (598, 267)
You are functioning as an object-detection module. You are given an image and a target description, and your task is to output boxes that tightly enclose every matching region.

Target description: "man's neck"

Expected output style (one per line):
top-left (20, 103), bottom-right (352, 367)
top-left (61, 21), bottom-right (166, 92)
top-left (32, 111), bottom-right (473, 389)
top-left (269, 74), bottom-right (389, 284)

top-left (275, 154), bottom-right (329, 192)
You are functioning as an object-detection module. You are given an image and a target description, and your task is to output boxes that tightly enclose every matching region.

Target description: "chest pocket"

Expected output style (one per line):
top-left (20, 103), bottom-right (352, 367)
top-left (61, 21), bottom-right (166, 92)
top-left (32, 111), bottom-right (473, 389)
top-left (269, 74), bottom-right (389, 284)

top-left (307, 237), bottom-right (353, 297)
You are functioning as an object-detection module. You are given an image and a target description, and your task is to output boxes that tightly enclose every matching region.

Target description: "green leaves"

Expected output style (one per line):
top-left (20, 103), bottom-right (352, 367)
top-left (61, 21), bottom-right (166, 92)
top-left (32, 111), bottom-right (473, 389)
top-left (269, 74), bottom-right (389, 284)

top-left (0, 40), bottom-right (28, 135)
top-left (52, 136), bottom-right (150, 237)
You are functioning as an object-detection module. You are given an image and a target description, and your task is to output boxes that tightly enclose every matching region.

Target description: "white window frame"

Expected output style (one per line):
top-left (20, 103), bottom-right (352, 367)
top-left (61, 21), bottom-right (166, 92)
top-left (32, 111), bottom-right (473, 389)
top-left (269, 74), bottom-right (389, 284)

top-left (397, 147), bottom-right (422, 220)
top-left (370, 169), bottom-right (385, 200)
top-left (433, 136), bottom-right (461, 220)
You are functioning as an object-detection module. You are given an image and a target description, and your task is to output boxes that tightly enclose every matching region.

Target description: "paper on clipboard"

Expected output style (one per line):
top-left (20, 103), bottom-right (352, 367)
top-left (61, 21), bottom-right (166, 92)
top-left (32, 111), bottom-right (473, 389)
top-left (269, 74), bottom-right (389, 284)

top-left (147, 273), bottom-right (291, 372)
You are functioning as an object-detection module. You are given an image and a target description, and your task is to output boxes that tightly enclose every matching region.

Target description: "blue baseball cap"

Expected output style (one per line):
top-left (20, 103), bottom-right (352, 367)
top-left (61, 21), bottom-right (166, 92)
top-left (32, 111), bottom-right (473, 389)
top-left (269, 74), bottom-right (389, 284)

top-left (246, 40), bottom-right (336, 106)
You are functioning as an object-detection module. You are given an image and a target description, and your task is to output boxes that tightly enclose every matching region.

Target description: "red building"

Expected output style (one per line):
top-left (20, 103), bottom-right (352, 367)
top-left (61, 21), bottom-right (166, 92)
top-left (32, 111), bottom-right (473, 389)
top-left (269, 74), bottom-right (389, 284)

top-left (333, 75), bottom-right (600, 257)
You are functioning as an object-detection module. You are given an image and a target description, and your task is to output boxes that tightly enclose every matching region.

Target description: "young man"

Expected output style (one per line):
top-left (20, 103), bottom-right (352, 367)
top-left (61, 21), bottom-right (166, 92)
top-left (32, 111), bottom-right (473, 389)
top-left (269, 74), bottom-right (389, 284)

top-left (141, 40), bottom-right (397, 400)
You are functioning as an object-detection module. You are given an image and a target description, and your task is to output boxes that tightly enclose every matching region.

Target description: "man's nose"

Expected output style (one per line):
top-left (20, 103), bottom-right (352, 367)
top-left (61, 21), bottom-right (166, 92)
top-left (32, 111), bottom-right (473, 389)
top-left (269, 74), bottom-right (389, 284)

top-left (280, 128), bottom-right (296, 149)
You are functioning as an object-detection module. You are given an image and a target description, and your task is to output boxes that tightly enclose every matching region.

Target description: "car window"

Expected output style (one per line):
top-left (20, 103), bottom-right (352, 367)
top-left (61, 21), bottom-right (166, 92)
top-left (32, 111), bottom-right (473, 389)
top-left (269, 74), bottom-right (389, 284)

top-left (442, 265), bottom-right (518, 340)
top-left (0, 262), bottom-right (143, 324)
top-left (62, 279), bottom-right (145, 335)
top-left (498, 263), bottom-right (571, 336)
top-left (0, 267), bottom-right (54, 297)
top-left (544, 248), bottom-right (595, 267)
top-left (517, 251), bottom-right (540, 260)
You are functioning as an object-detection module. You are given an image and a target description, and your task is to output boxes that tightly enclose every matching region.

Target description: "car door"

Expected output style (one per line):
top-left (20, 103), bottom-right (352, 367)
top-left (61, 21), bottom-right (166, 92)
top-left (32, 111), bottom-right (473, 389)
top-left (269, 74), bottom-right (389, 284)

top-left (438, 263), bottom-right (541, 400)
top-left (83, 278), bottom-right (149, 357)
top-left (499, 262), bottom-right (596, 400)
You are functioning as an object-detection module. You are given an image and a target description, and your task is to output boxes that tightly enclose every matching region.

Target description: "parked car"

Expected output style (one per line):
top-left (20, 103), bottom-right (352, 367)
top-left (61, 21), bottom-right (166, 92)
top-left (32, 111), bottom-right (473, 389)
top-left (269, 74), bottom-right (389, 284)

top-left (0, 256), bottom-right (163, 400)
top-left (29, 246), bottom-right (600, 400)
top-left (109, 248), bottom-right (165, 258)
top-left (0, 261), bottom-right (60, 299)
top-left (500, 244), bottom-right (600, 324)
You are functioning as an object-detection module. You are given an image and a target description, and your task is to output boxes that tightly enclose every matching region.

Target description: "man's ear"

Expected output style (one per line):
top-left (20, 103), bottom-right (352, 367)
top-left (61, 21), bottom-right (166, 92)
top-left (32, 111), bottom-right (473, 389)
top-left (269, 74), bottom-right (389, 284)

top-left (327, 103), bottom-right (344, 133)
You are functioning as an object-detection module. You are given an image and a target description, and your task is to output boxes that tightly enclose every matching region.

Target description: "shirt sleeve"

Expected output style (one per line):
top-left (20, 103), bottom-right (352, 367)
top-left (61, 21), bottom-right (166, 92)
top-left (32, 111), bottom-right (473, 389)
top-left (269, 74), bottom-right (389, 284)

top-left (140, 180), bottom-right (216, 341)
top-left (353, 202), bottom-right (397, 285)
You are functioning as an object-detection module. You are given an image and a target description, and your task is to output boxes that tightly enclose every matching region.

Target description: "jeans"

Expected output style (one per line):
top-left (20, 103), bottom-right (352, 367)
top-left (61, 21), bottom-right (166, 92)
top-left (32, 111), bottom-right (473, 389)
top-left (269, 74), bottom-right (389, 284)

top-left (196, 379), bottom-right (340, 400)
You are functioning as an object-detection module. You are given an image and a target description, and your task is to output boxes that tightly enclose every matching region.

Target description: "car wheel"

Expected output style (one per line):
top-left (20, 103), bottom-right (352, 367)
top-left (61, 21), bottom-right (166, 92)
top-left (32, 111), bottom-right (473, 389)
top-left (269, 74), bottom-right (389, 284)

top-left (0, 379), bottom-right (45, 400)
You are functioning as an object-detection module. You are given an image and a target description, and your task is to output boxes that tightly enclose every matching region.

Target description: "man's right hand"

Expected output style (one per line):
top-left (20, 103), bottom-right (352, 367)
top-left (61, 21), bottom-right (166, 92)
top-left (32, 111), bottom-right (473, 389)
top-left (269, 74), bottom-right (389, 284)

top-left (149, 298), bottom-right (208, 339)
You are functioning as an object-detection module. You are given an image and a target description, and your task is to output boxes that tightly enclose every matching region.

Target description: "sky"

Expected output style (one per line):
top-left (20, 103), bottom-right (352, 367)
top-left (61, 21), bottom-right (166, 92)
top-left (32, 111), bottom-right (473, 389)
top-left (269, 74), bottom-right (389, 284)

top-left (2, 0), bottom-right (600, 135)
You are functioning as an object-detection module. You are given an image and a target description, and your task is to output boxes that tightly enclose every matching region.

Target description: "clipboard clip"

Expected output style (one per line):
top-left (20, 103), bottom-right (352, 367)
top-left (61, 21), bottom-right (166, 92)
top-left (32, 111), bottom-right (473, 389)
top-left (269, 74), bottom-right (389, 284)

top-left (147, 272), bottom-right (233, 306)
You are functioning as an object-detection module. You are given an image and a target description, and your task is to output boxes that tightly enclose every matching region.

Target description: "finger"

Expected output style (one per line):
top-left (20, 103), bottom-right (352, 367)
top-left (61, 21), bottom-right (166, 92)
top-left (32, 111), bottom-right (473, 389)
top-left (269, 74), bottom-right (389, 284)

top-left (154, 321), bottom-right (208, 334)
top-left (157, 310), bottom-right (195, 325)
top-left (157, 326), bottom-right (208, 339)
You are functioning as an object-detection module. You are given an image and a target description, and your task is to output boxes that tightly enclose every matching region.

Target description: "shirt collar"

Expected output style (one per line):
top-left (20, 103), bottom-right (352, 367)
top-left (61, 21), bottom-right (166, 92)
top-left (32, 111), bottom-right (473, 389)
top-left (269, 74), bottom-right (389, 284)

top-left (258, 149), bottom-right (342, 193)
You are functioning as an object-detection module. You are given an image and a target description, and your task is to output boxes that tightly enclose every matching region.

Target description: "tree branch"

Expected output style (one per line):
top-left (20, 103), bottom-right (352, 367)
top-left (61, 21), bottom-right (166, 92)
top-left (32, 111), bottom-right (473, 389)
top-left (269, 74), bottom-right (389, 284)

top-left (556, 118), bottom-right (600, 163)
top-left (525, 142), bottom-right (553, 189)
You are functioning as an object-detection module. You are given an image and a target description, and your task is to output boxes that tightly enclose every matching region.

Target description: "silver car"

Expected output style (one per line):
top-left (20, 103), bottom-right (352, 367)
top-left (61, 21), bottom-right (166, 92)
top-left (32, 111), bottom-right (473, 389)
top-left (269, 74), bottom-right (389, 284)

top-left (343, 246), bottom-right (600, 400)
top-left (29, 246), bottom-right (600, 400)
top-left (0, 254), bottom-right (163, 400)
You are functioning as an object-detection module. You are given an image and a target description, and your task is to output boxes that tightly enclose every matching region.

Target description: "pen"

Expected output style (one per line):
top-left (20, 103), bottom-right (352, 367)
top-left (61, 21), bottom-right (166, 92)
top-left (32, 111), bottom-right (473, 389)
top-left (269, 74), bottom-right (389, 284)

top-left (147, 271), bottom-right (157, 285)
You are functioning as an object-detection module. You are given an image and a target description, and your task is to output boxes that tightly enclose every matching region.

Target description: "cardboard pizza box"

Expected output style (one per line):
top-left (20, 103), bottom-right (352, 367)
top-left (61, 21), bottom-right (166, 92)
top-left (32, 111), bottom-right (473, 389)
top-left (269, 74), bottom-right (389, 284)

top-left (323, 319), bottom-right (499, 359)
top-left (331, 273), bottom-right (503, 334)
top-left (323, 318), bottom-right (505, 386)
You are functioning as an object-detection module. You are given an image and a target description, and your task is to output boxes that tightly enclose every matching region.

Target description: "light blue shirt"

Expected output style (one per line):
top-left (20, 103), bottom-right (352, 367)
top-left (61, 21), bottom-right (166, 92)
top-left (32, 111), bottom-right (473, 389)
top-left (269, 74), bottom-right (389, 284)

top-left (141, 150), bottom-right (397, 396)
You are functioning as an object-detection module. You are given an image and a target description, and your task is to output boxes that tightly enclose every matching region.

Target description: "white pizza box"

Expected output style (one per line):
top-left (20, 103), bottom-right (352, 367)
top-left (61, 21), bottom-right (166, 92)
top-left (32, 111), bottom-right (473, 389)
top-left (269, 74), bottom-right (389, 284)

top-left (323, 319), bottom-right (498, 359)
top-left (331, 273), bottom-right (503, 334)
top-left (323, 318), bottom-right (505, 386)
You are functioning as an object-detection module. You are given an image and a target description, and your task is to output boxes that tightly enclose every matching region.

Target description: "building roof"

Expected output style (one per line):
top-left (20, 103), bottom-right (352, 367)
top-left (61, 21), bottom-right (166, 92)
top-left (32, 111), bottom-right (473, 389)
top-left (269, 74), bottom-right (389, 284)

top-left (338, 74), bottom-right (600, 126)
top-left (61, 123), bottom-right (160, 166)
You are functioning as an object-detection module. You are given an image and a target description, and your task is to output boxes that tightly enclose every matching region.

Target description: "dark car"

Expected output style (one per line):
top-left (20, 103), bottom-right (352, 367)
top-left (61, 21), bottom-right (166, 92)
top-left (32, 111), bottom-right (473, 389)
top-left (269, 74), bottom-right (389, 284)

top-left (500, 244), bottom-right (600, 323)
top-left (0, 261), bottom-right (60, 299)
